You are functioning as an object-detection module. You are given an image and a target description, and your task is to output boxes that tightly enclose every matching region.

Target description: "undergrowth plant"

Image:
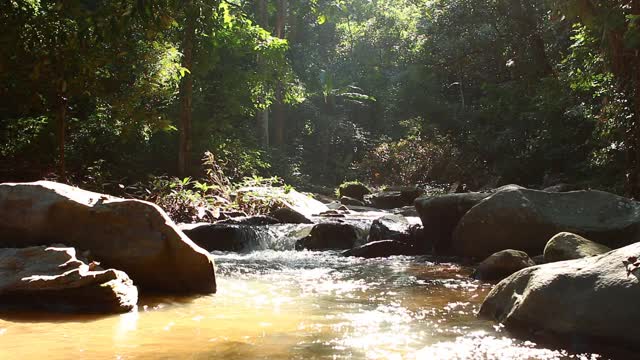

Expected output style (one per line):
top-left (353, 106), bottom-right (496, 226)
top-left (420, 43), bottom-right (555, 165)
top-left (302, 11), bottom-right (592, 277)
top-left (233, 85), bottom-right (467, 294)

top-left (129, 152), bottom-right (296, 223)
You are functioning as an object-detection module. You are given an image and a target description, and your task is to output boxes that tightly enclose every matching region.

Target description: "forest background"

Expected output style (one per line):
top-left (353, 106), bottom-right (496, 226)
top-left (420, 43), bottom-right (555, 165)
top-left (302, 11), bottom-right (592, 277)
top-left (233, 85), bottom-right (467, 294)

top-left (2, 0), bottom-right (639, 200)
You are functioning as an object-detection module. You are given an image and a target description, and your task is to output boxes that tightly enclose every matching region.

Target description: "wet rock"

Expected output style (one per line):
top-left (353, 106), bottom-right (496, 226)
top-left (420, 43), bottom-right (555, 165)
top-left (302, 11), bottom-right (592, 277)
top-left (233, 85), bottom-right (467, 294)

top-left (270, 207), bottom-right (313, 224)
top-left (473, 249), bottom-right (535, 281)
top-left (317, 209), bottom-right (349, 218)
top-left (489, 184), bottom-right (525, 193)
top-left (326, 201), bottom-right (343, 210)
top-left (542, 183), bottom-right (581, 193)
top-left (180, 223), bottom-right (262, 252)
top-left (337, 183), bottom-right (371, 201)
top-left (391, 206), bottom-right (419, 217)
top-left (0, 246), bottom-right (137, 313)
top-left (479, 242), bottom-right (640, 349)
top-left (339, 204), bottom-right (381, 213)
top-left (343, 240), bottom-right (415, 258)
top-left (452, 187), bottom-right (640, 258)
top-left (312, 193), bottom-right (338, 204)
top-left (368, 215), bottom-right (413, 243)
top-left (340, 196), bottom-right (365, 207)
top-left (0, 181), bottom-right (216, 294)
top-left (543, 232), bottom-right (611, 263)
top-left (295, 223), bottom-right (366, 250)
top-left (217, 215), bottom-right (280, 226)
top-left (366, 187), bottom-right (424, 209)
top-left (414, 192), bottom-right (490, 254)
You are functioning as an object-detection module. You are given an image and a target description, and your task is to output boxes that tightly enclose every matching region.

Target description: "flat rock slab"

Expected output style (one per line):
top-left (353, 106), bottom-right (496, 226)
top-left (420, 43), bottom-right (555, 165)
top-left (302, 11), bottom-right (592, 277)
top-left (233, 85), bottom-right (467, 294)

top-left (0, 246), bottom-right (137, 313)
top-left (0, 181), bottom-right (216, 294)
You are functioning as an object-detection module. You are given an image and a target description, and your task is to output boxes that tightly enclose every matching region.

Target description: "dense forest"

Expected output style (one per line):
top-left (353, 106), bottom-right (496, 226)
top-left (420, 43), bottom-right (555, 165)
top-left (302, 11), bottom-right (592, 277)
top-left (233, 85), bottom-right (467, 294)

top-left (2, 0), bottom-right (640, 196)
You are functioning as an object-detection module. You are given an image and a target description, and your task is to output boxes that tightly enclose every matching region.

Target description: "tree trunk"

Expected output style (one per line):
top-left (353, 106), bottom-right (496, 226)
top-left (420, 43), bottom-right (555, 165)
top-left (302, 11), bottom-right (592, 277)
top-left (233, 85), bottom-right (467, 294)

top-left (508, 0), bottom-right (553, 80)
top-left (273, 86), bottom-right (285, 146)
top-left (56, 84), bottom-right (67, 179)
top-left (255, 0), bottom-right (270, 148)
top-left (179, 3), bottom-right (196, 176)
top-left (273, 0), bottom-right (288, 147)
top-left (275, 0), bottom-right (287, 38)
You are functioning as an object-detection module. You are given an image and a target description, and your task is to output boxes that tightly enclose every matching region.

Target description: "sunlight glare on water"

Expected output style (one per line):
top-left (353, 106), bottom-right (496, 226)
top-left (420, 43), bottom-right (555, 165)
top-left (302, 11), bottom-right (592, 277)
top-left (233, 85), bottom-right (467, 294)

top-left (0, 250), bottom-right (606, 359)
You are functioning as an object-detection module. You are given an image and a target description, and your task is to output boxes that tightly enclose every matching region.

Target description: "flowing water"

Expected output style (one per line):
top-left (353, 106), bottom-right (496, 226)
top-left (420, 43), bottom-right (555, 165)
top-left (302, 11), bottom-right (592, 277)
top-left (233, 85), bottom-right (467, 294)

top-left (0, 225), bottom-right (608, 359)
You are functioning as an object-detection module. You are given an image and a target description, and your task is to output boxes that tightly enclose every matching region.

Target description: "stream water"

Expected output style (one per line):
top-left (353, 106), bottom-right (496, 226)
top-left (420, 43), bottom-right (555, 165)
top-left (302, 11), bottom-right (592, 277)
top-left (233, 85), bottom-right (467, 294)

top-left (0, 225), bottom-right (607, 359)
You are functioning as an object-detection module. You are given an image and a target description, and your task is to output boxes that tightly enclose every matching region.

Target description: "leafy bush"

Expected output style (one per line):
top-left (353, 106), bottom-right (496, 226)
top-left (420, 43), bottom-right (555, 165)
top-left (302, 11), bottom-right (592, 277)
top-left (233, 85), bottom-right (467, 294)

top-left (132, 176), bottom-right (224, 224)
top-left (126, 153), bottom-right (297, 223)
top-left (355, 132), bottom-right (491, 188)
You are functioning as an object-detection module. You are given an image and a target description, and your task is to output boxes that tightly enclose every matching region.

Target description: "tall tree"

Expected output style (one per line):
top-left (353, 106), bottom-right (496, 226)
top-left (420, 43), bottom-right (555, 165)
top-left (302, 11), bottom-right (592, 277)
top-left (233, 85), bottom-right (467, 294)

top-left (272, 0), bottom-right (288, 146)
top-left (255, 0), bottom-right (270, 147)
top-left (178, 1), bottom-right (197, 176)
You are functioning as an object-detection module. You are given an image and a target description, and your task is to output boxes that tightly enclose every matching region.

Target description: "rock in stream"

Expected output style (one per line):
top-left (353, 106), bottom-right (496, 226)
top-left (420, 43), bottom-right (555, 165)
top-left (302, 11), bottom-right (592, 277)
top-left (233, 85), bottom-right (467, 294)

top-left (0, 245), bottom-right (137, 313)
top-left (0, 181), bottom-right (216, 294)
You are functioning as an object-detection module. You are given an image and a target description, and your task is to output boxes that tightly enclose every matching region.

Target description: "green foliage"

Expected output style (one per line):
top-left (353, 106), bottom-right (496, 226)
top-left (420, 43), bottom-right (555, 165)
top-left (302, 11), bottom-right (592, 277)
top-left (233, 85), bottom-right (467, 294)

top-left (1, 0), bottom-right (638, 200)
top-left (131, 175), bottom-right (221, 224)
top-left (125, 155), bottom-right (297, 222)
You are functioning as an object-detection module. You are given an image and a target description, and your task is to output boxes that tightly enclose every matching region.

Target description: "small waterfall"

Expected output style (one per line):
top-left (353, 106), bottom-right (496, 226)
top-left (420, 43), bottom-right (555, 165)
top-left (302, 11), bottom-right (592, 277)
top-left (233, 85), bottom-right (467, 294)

top-left (252, 224), bottom-right (314, 251)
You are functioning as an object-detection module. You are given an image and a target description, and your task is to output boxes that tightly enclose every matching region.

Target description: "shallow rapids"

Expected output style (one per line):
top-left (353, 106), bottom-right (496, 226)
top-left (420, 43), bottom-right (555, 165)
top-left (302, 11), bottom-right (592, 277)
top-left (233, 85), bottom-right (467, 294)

top-left (0, 249), bottom-right (606, 359)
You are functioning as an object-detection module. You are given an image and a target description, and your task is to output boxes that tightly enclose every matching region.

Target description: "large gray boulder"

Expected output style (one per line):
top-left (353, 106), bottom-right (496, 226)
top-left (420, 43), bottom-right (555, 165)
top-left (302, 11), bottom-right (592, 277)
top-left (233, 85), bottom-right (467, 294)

top-left (479, 242), bottom-right (640, 349)
top-left (452, 187), bottom-right (640, 258)
top-left (0, 181), bottom-right (216, 294)
top-left (473, 249), bottom-right (535, 281)
top-left (0, 246), bottom-right (137, 313)
top-left (414, 193), bottom-right (490, 254)
top-left (543, 232), bottom-right (611, 263)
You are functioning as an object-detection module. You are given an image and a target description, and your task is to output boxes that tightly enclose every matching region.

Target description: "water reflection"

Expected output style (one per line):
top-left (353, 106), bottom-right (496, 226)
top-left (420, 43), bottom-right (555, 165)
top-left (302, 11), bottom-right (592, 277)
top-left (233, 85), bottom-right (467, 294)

top-left (0, 250), bottom-right (610, 359)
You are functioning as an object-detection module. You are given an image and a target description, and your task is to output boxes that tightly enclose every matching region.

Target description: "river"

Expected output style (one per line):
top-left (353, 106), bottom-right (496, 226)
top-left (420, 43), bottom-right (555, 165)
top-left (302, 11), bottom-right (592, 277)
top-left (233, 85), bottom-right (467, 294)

top-left (0, 224), bottom-right (607, 359)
